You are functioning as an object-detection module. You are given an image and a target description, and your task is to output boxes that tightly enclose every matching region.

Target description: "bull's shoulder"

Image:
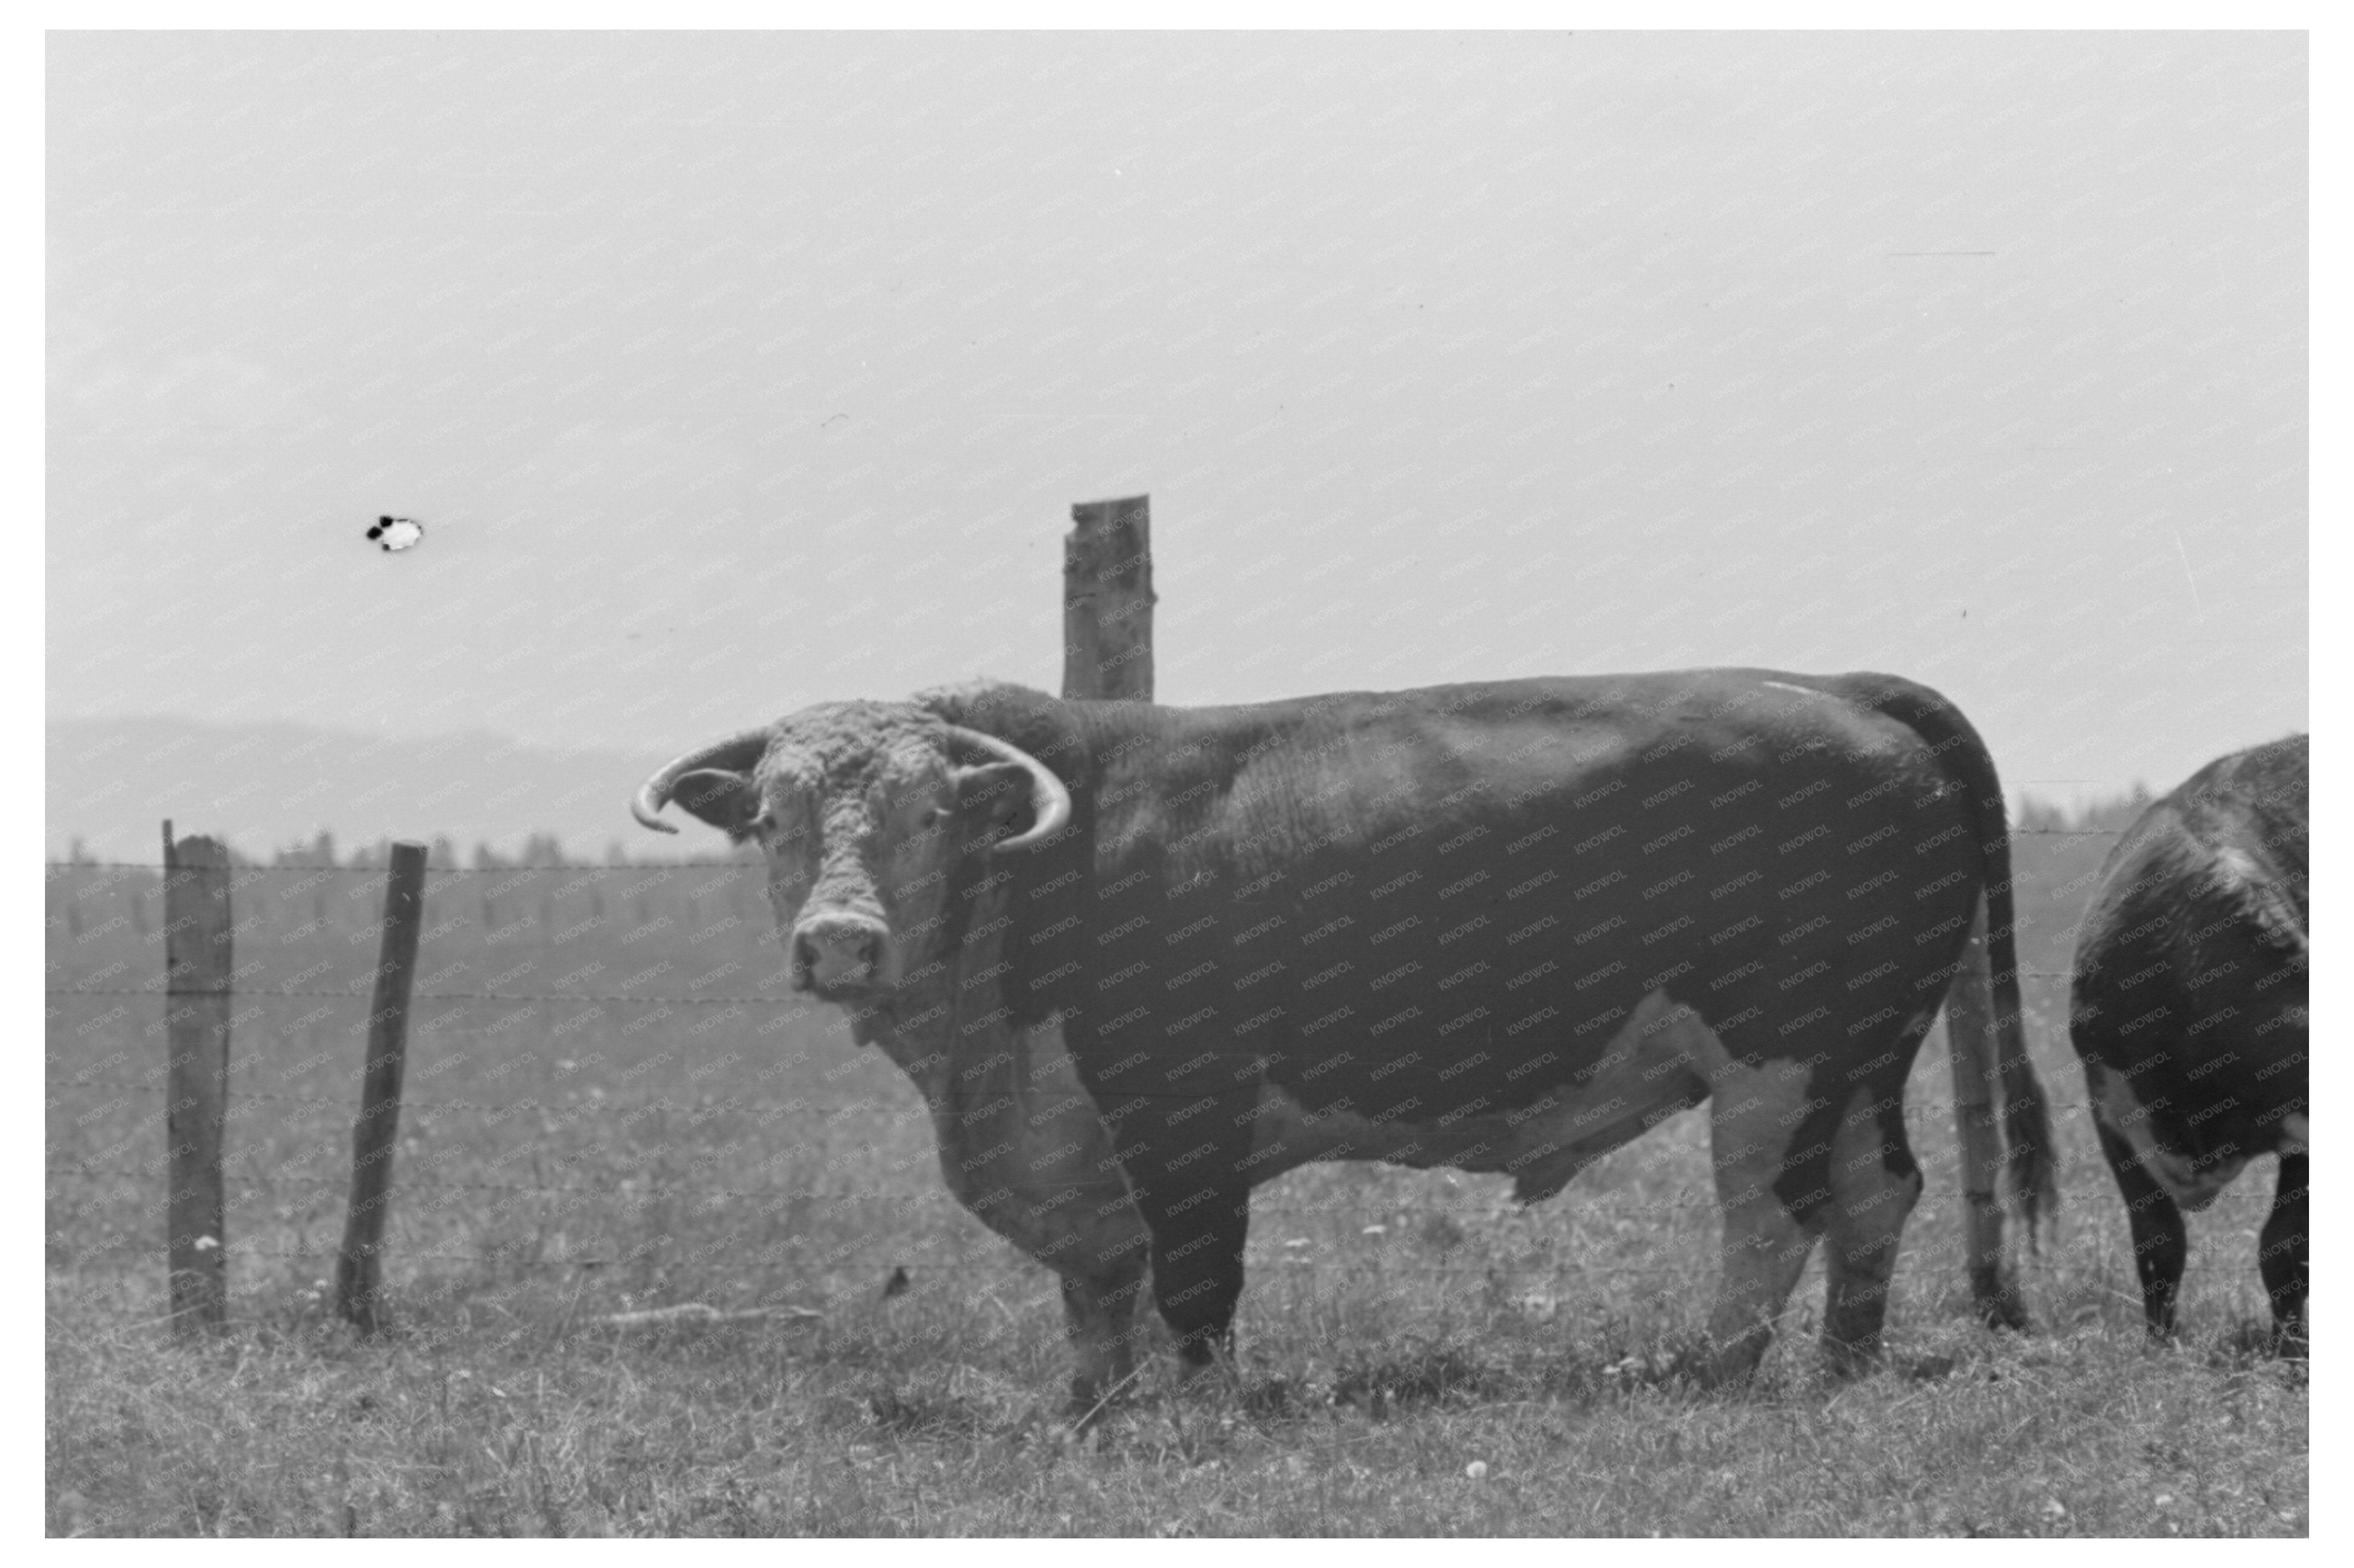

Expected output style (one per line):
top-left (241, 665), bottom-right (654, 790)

top-left (2131, 736), bottom-right (2308, 927)
top-left (2176, 737), bottom-right (2307, 880)
top-left (2082, 783), bottom-right (2308, 963)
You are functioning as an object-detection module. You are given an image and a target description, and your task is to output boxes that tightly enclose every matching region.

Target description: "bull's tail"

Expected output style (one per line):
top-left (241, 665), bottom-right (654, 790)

top-left (1836, 676), bottom-right (2059, 1244)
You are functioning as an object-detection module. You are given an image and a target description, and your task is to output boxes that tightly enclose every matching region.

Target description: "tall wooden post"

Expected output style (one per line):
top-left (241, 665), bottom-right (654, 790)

top-left (1063, 494), bottom-right (1155, 702)
top-left (161, 822), bottom-right (232, 1334)
top-left (336, 841), bottom-right (428, 1333)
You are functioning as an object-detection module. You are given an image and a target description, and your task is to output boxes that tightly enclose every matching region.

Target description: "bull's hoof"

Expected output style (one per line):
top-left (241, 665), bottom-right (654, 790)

top-left (1172, 1331), bottom-right (1237, 1384)
top-left (1820, 1341), bottom-right (1886, 1381)
top-left (1969, 1270), bottom-right (2032, 1332)
top-left (1662, 1341), bottom-right (1762, 1391)
top-left (1177, 1346), bottom-right (1233, 1384)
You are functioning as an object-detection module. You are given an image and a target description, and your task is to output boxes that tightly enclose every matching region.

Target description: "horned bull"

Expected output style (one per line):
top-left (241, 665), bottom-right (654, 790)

top-left (2069, 734), bottom-right (2307, 1345)
top-left (634, 671), bottom-right (2057, 1405)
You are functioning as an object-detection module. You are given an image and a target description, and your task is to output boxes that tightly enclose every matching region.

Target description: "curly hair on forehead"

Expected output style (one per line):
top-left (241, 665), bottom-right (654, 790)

top-left (754, 700), bottom-right (950, 796)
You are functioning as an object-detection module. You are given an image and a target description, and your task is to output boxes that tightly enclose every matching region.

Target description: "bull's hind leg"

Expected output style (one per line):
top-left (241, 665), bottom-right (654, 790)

top-left (1696, 1052), bottom-right (1827, 1384)
top-left (1820, 1076), bottom-right (1925, 1373)
top-left (2260, 1152), bottom-right (2308, 1349)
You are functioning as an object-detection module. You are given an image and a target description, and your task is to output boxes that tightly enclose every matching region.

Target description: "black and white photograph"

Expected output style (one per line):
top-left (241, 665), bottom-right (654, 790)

top-left (44, 26), bottom-right (2310, 1537)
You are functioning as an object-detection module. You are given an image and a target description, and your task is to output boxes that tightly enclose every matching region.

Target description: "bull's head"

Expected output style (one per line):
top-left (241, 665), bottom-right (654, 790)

top-left (630, 702), bottom-right (1070, 1000)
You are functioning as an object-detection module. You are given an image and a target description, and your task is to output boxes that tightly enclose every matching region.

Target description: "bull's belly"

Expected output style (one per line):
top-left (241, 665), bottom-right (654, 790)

top-left (1241, 990), bottom-right (1713, 1202)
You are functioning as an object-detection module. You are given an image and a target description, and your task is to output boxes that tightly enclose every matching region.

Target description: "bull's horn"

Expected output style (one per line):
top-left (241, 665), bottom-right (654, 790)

top-left (943, 725), bottom-right (1072, 851)
top-left (631, 727), bottom-right (774, 833)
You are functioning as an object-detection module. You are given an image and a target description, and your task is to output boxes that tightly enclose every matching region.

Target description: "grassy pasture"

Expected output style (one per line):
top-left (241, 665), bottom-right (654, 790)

top-left (44, 822), bottom-right (2307, 1535)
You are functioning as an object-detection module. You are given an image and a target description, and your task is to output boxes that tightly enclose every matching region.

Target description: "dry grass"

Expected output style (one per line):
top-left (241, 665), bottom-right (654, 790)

top-left (46, 836), bottom-right (2307, 1536)
top-left (44, 1260), bottom-right (2308, 1536)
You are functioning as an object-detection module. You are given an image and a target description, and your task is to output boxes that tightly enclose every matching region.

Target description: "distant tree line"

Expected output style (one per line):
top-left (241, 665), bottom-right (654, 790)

top-left (2012, 786), bottom-right (2157, 836)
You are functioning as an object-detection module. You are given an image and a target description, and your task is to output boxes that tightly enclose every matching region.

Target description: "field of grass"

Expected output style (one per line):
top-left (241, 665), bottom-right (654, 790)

top-left (44, 814), bottom-right (2307, 1536)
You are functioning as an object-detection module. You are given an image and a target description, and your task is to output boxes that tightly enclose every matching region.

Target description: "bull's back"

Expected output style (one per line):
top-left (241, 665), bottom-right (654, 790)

top-left (1118, 672), bottom-right (1992, 1122)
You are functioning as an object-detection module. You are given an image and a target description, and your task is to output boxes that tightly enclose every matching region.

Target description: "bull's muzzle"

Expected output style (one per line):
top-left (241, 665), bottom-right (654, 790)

top-left (793, 912), bottom-right (896, 994)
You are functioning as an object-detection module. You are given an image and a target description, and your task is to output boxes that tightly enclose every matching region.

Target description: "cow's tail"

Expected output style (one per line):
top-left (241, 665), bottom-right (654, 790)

top-left (1843, 677), bottom-right (2059, 1244)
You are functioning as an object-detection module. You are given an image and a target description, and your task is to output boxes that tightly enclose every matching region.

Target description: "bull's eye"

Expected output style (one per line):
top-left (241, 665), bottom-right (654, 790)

top-left (923, 806), bottom-right (952, 829)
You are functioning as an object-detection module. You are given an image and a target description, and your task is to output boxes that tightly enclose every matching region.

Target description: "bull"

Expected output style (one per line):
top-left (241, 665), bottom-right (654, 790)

top-left (2068, 734), bottom-right (2307, 1345)
top-left (633, 671), bottom-right (2056, 1405)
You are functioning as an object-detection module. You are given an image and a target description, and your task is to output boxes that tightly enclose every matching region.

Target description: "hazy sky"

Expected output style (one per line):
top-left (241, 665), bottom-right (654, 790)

top-left (47, 31), bottom-right (2305, 812)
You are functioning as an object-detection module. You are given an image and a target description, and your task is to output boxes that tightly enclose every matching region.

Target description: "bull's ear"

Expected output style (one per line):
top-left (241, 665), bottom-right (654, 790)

top-left (953, 761), bottom-right (1032, 830)
top-left (671, 769), bottom-right (765, 836)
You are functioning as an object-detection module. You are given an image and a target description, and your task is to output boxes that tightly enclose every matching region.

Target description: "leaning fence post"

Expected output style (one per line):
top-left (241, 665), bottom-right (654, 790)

top-left (161, 821), bottom-right (233, 1335)
top-left (336, 841), bottom-right (428, 1333)
top-left (1942, 899), bottom-right (2024, 1324)
top-left (1063, 494), bottom-right (1155, 702)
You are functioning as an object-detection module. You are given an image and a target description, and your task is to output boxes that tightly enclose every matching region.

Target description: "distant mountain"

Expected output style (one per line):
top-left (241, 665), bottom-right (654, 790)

top-left (45, 715), bottom-right (721, 864)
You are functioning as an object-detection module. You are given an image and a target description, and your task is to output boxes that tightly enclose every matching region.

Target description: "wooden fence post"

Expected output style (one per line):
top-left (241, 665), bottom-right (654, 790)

top-left (1942, 901), bottom-right (2024, 1323)
top-left (336, 841), bottom-right (428, 1333)
top-left (162, 822), bottom-right (234, 1334)
top-left (1063, 494), bottom-right (1155, 702)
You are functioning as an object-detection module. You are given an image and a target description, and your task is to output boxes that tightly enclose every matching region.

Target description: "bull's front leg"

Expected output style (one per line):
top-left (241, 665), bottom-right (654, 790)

top-left (1116, 1101), bottom-right (1256, 1371)
top-left (1145, 1184), bottom-right (1253, 1372)
top-left (1085, 1070), bottom-right (1261, 1375)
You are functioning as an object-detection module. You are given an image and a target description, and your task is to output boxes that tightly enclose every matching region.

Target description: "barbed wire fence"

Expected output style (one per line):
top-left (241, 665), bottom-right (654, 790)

top-left (47, 822), bottom-right (2120, 1342)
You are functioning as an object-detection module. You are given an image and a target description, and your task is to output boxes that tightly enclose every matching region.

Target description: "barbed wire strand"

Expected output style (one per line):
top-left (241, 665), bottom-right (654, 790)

top-left (43, 969), bottom-right (2085, 1006)
top-left (41, 829), bottom-right (2133, 878)
top-left (43, 1164), bottom-right (1719, 1216)
top-left (49, 987), bottom-right (796, 1004)
top-left (46, 859), bottom-right (2103, 1307)
top-left (46, 860), bottom-right (764, 876)
top-left (43, 1234), bottom-right (1704, 1281)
